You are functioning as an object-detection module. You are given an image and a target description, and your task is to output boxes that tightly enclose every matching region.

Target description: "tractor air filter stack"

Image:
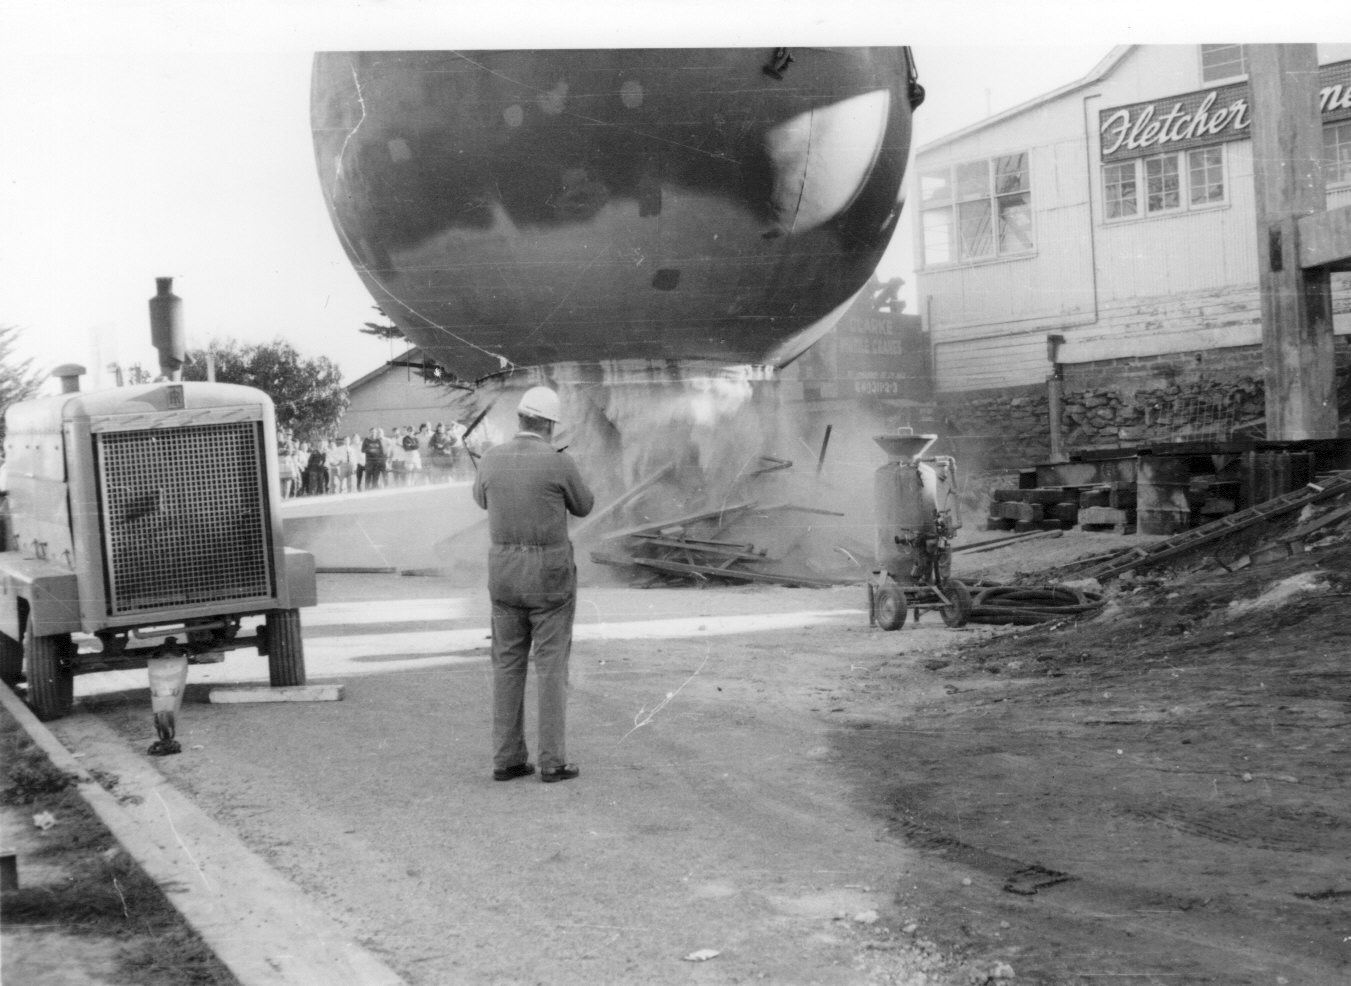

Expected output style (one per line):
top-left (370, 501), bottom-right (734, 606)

top-left (51, 363), bottom-right (86, 394)
top-left (148, 277), bottom-right (186, 381)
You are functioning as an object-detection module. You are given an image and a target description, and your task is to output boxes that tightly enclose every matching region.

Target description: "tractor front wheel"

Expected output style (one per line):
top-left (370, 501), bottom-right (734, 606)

top-left (26, 623), bottom-right (74, 720)
top-left (0, 631), bottom-right (23, 688)
top-left (264, 609), bottom-right (307, 687)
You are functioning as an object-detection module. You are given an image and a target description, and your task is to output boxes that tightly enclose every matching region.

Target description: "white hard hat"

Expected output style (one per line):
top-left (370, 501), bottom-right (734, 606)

top-left (517, 386), bottom-right (561, 423)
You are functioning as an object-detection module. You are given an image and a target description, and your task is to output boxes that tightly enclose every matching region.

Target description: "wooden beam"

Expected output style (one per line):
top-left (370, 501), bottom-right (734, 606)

top-left (1247, 44), bottom-right (1337, 440)
top-left (1297, 203), bottom-right (1351, 271)
top-left (570, 460), bottom-right (676, 541)
top-left (628, 554), bottom-right (844, 588)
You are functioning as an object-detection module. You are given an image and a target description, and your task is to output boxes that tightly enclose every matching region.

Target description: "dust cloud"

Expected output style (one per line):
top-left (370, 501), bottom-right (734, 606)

top-left (531, 370), bottom-right (904, 584)
top-left (288, 370), bottom-right (942, 587)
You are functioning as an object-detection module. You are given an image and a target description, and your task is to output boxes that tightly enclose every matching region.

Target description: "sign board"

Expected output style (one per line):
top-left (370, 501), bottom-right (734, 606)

top-left (1100, 58), bottom-right (1351, 164)
top-left (794, 286), bottom-right (932, 402)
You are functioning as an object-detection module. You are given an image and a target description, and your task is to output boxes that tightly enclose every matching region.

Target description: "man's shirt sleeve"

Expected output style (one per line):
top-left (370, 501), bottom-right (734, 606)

top-left (472, 464), bottom-right (488, 509)
top-left (562, 456), bottom-right (594, 518)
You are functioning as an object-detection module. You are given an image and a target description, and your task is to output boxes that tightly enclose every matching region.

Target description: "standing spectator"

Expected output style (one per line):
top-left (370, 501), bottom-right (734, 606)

top-left (360, 427), bottom-right (387, 490)
top-left (329, 436), bottom-right (356, 493)
top-left (448, 419), bottom-right (470, 477)
top-left (401, 424), bottom-right (424, 484)
top-left (292, 442), bottom-right (308, 495)
top-left (388, 426), bottom-right (408, 486)
top-left (352, 434), bottom-right (366, 490)
top-left (426, 422), bottom-right (454, 482)
top-left (415, 423), bottom-right (432, 483)
top-left (472, 387), bottom-right (594, 783)
top-left (291, 442), bottom-right (307, 494)
top-left (304, 440), bottom-right (330, 496)
top-left (276, 428), bottom-right (300, 498)
top-left (325, 437), bottom-right (341, 493)
top-left (344, 435), bottom-right (360, 492)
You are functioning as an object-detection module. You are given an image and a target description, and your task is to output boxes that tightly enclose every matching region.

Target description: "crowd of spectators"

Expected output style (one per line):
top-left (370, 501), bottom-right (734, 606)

top-left (275, 420), bottom-right (484, 497)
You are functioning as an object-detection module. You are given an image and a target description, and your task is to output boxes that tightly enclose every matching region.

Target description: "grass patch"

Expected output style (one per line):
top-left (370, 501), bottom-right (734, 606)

top-left (2, 743), bottom-right (79, 804)
top-left (1, 709), bottom-right (239, 985)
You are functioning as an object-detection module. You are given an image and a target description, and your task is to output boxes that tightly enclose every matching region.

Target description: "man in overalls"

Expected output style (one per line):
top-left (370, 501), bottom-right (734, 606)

top-left (472, 387), bottom-right (594, 783)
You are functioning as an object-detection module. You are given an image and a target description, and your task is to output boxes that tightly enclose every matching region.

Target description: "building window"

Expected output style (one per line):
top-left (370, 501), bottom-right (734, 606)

top-left (1188, 147), bottom-right (1225, 205)
top-left (958, 199), bottom-right (993, 259)
top-left (1145, 155), bottom-right (1181, 213)
top-left (1103, 161), bottom-right (1137, 219)
top-left (1102, 144), bottom-right (1227, 221)
top-left (995, 153), bottom-right (1033, 252)
top-left (921, 209), bottom-right (953, 265)
top-left (1200, 44), bottom-right (1246, 83)
top-left (1326, 120), bottom-right (1351, 186)
top-left (921, 151), bottom-right (1033, 266)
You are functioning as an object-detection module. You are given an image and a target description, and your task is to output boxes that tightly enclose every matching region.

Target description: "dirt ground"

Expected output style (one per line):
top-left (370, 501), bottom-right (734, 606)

top-left (8, 511), bottom-right (1351, 985)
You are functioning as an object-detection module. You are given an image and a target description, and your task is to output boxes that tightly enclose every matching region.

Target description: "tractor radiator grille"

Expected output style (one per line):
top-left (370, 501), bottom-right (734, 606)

top-left (96, 421), bottom-right (275, 614)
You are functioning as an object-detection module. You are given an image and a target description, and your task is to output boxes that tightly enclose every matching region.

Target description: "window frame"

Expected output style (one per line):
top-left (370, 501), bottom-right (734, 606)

top-left (1144, 154), bottom-right (1182, 214)
top-left (920, 150), bottom-right (1035, 268)
top-left (1101, 143), bottom-right (1230, 223)
top-left (1325, 120), bottom-right (1351, 188)
top-left (1103, 160), bottom-right (1138, 220)
top-left (1199, 44), bottom-right (1247, 85)
top-left (1188, 145), bottom-right (1226, 206)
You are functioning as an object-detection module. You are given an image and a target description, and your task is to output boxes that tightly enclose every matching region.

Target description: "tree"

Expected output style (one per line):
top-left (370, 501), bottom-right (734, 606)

top-left (0, 325), bottom-right (46, 442)
top-left (181, 339), bottom-right (348, 443)
top-left (359, 306), bottom-right (403, 341)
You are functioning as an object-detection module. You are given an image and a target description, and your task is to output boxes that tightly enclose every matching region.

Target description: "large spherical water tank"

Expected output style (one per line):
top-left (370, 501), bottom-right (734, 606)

top-left (311, 48), bottom-right (918, 382)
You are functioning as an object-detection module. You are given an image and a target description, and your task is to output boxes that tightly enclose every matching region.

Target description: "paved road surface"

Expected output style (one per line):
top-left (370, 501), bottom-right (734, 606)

top-left (51, 574), bottom-right (971, 985)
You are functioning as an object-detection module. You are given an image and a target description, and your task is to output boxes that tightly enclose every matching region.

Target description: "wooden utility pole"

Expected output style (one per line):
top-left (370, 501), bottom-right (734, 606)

top-left (1247, 45), bottom-right (1342, 439)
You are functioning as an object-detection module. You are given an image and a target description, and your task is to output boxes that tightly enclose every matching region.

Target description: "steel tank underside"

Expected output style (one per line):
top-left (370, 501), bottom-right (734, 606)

top-left (311, 47), bottom-right (916, 382)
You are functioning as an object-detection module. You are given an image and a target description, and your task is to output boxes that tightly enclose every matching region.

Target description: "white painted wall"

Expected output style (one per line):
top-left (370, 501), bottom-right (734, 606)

top-left (341, 362), bottom-right (473, 439)
top-left (918, 44), bottom-right (1351, 394)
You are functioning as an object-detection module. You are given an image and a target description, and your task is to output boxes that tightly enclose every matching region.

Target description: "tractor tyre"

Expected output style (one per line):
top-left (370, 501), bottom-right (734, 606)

top-left (265, 608), bottom-right (307, 687)
top-left (0, 632), bottom-right (23, 687)
top-left (874, 585), bottom-right (908, 631)
top-left (26, 624), bottom-right (74, 721)
top-left (939, 580), bottom-right (973, 628)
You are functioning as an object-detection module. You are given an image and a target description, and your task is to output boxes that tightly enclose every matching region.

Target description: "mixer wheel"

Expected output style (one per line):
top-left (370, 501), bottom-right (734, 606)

top-left (939, 580), bottom-right (972, 628)
top-left (874, 585), bottom-right (908, 631)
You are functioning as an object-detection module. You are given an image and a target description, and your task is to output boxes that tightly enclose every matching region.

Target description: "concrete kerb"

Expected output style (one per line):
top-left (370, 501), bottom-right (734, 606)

top-left (0, 684), bottom-right (406, 986)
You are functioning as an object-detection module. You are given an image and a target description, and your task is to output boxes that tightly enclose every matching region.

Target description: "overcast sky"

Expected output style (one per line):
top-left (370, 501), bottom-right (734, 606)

top-left (1, 1), bottom-right (1341, 390)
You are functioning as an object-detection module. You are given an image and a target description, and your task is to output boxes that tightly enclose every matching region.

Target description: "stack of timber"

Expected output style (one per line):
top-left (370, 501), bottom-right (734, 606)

top-left (987, 487), bottom-right (1103, 533)
top-left (590, 501), bottom-right (851, 588)
top-left (985, 478), bottom-right (1227, 535)
top-left (984, 439), bottom-right (1351, 536)
top-left (1060, 468), bottom-right (1351, 581)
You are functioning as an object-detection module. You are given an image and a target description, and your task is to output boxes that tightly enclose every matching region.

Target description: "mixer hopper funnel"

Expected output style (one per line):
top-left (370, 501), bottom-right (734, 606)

top-left (873, 432), bottom-right (937, 463)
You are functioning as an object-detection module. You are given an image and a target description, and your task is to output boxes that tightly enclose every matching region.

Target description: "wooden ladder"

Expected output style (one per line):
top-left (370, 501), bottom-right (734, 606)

top-left (1077, 469), bottom-right (1351, 580)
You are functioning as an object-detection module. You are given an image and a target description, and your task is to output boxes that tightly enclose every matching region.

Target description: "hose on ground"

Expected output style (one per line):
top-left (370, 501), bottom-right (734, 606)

top-left (966, 583), bottom-right (1105, 625)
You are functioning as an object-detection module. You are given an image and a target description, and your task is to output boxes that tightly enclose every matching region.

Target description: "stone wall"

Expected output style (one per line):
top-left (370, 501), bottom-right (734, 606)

top-left (936, 342), bottom-right (1351, 468)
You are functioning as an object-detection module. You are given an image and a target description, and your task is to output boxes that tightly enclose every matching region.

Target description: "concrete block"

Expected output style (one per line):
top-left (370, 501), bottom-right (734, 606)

top-left (208, 685), bottom-right (345, 704)
top-left (1078, 506), bottom-right (1130, 527)
top-left (990, 501), bottom-right (1043, 522)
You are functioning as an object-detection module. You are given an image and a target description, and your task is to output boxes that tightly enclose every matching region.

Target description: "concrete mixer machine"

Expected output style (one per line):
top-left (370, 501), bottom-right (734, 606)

top-left (867, 431), bottom-right (970, 630)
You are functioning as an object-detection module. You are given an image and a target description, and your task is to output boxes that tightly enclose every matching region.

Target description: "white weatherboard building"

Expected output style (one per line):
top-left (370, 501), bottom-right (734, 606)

top-left (914, 44), bottom-right (1351, 399)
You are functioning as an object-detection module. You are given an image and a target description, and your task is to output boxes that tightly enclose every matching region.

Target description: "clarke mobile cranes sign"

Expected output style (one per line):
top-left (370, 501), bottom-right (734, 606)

top-left (1099, 59), bottom-right (1351, 163)
top-left (794, 281), bottom-right (933, 404)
